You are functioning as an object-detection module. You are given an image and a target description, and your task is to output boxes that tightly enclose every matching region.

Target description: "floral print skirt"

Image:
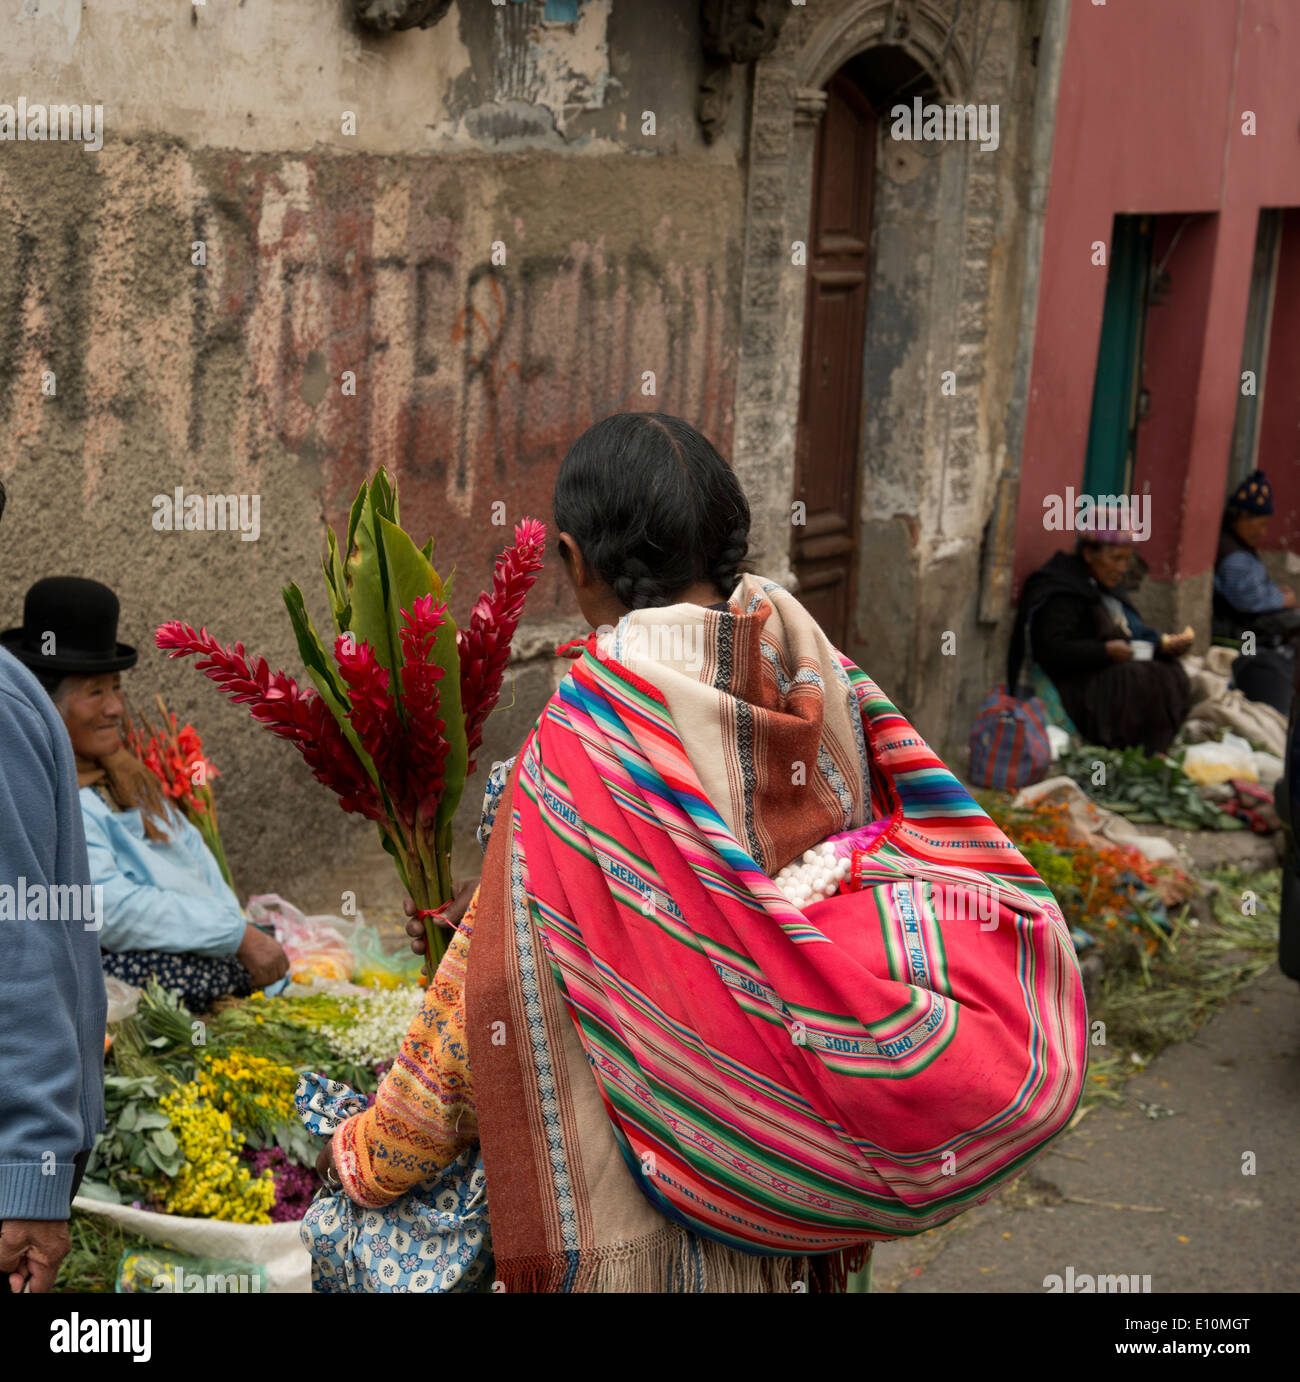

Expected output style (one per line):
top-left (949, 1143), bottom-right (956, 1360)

top-left (296, 1074), bottom-right (493, 1294)
top-left (101, 949), bottom-right (254, 1011)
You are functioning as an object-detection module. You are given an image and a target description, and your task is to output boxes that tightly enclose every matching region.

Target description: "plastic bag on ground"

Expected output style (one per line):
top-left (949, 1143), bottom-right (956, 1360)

top-left (116, 1245), bottom-right (269, 1294)
top-left (1181, 738), bottom-right (1259, 787)
top-left (247, 894), bottom-right (355, 983)
top-left (104, 976), bottom-right (142, 1024)
top-left (344, 921), bottom-right (425, 989)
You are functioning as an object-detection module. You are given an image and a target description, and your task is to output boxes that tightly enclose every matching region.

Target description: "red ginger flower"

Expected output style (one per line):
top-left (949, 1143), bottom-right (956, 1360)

top-left (399, 594), bottom-right (450, 827)
top-left (458, 518), bottom-right (546, 776)
top-left (333, 632), bottom-right (403, 799)
top-left (155, 622), bottom-right (384, 822)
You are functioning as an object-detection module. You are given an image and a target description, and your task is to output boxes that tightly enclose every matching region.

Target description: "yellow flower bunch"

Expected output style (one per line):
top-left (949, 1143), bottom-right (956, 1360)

top-left (155, 1084), bottom-right (276, 1224)
top-left (195, 1047), bottom-right (297, 1131)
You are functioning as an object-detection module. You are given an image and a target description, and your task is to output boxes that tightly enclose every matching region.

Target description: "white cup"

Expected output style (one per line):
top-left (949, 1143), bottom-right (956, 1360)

top-left (1130, 639), bottom-right (1155, 662)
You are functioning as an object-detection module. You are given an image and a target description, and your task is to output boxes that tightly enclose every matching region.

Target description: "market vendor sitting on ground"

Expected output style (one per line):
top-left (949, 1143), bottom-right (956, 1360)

top-left (1, 577), bottom-right (289, 1009)
top-left (1007, 523), bottom-right (1194, 756)
top-left (1213, 468), bottom-right (1299, 716)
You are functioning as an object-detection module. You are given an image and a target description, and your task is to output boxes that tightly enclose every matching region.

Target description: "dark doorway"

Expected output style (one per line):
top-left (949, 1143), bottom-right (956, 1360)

top-left (791, 68), bottom-right (876, 647)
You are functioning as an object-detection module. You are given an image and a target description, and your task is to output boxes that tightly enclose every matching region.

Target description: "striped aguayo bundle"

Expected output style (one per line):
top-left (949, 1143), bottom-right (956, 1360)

top-left (467, 576), bottom-right (1087, 1292)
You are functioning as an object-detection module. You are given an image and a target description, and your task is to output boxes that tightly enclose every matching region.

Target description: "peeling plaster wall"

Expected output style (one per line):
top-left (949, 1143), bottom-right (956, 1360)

top-left (4, 0), bottom-right (731, 156)
top-left (0, 0), bottom-right (744, 909)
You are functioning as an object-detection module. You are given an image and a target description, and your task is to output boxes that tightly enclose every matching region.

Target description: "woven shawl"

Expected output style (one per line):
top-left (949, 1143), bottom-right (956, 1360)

top-left (466, 577), bottom-right (1086, 1291)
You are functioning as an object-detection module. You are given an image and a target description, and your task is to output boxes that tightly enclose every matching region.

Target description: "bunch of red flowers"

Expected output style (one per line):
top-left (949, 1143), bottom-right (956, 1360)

top-left (125, 695), bottom-right (233, 888)
top-left (152, 627), bottom-right (385, 822)
top-left (126, 703), bottom-right (217, 813)
top-left (156, 493), bottom-right (546, 968)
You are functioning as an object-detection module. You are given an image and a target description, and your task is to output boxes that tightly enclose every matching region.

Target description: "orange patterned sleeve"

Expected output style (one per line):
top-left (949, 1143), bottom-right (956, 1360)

top-left (332, 891), bottom-right (479, 1208)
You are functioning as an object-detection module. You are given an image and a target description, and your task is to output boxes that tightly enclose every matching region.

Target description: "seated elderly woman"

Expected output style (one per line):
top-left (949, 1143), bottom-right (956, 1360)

top-left (1, 577), bottom-right (288, 1009)
top-left (1007, 525), bottom-right (1194, 755)
top-left (1213, 468), bottom-right (1299, 715)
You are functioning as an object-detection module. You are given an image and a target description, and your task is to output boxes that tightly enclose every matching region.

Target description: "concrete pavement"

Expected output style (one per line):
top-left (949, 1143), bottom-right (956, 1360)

top-left (872, 966), bottom-right (1300, 1293)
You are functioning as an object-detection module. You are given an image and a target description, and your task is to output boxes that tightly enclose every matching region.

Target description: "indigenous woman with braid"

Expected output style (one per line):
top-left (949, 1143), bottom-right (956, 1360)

top-left (311, 412), bottom-right (1086, 1294)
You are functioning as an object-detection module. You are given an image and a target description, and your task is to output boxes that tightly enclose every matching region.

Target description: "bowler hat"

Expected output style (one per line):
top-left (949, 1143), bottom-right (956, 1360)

top-left (1, 577), bottom-right (138, 675)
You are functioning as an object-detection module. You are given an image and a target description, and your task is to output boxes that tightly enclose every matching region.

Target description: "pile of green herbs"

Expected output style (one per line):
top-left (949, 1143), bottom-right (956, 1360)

top-left (1058, 744), bottom-right (1245, 831)
top-left (59, 1211), bottom-right (164, 1293)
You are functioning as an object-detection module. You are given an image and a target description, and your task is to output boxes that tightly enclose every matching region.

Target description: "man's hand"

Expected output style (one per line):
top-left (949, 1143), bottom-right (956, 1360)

top-left (1104, 639), bottom-right (1134, 662)
top-left (0, 1218), bottom-right (70, 1293)
top-left (236, 923), bottom-right (290, 989)
top-left (1281, 585), bottom-right (1296, 610)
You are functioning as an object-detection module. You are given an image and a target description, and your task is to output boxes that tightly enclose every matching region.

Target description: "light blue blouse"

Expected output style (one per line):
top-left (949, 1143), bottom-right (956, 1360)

top-left (80, 787), bottom-right (248, 957)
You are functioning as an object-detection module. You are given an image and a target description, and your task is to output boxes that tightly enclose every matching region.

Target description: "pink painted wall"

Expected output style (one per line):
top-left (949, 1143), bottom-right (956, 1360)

top-left (1257, 208), bottom-right (1300, 544)
top-left (1014, 0), bottom-right (1300, 594)
top-left (1131, 214), bottom-right (1218, 579)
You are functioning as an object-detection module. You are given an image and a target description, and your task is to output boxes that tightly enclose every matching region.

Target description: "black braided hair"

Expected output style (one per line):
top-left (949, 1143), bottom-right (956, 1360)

top-left (552, 412), bottom-right (753, 611)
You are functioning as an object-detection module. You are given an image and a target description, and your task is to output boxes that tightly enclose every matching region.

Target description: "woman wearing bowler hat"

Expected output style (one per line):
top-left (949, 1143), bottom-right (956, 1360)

top-left (2, 577), bottom-right (288, 1009)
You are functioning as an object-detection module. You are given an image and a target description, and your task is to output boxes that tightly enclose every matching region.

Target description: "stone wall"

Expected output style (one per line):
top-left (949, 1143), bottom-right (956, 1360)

top-left (1, 0), bottom-right (1062, 911)
top-left (0, 0), bottom-right (745, 910)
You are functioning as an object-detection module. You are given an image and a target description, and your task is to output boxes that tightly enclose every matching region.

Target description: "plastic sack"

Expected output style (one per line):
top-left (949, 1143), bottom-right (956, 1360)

top-left (104, 976), bottom-right (142, 1025)
top-left (1181, 736), bottom-right (1259, 787)
top-left (74, 1194), bottom-right (309, 1292)
top-left (345, 922), bottom-right (425, 990)
top-left (247, 894), bottom-right (355, 983)
top-left (1251, 751), bottom-right (1285, 788)
top-left (117, 1246), bottom-right (269, 1294)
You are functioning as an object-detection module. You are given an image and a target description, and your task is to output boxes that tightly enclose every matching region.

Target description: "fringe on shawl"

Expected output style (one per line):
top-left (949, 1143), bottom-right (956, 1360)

top-left (493, 1224), bottom-right (872, 1294)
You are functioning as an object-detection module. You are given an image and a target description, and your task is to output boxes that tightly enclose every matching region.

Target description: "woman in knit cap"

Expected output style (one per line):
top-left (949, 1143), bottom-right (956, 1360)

top-left (1213, 468), bottom-right (1299, 715)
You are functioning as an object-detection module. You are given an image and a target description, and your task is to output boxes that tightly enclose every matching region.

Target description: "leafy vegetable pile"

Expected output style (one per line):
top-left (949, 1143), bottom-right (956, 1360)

top-left (1058, 744), bottom-right (1245, 832)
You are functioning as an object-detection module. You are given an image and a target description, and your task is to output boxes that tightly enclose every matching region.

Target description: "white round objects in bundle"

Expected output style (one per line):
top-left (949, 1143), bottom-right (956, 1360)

top-left (774, 839), bottom-right (851, 909)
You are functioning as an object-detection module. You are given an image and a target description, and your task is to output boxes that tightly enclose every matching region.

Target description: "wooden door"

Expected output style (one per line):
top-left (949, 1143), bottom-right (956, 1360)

top-left (792, 70), bottom-right (876, 648)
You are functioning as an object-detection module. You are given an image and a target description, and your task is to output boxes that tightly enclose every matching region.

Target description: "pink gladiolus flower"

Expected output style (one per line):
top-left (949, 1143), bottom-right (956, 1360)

top-left (458, 518), bottom-right (546, 776)
top-left (155, 622), bottom-right (384, 821)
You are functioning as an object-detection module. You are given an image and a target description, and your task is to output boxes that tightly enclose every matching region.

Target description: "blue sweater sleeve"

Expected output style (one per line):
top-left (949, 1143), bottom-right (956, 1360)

top-left (82, 808), bottom-right (247, 957)
top-left (0, 680), bottom-right (99, 1218)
